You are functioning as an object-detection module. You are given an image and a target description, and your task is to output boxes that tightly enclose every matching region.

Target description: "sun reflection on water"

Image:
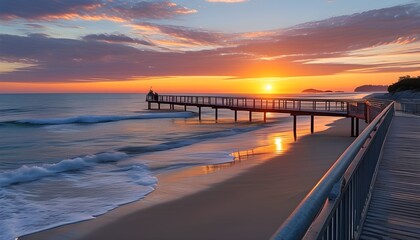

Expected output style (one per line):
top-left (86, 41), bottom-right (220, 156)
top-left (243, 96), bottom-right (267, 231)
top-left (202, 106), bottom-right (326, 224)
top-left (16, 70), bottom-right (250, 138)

top-left (274, 137), bottom-right (283, 153)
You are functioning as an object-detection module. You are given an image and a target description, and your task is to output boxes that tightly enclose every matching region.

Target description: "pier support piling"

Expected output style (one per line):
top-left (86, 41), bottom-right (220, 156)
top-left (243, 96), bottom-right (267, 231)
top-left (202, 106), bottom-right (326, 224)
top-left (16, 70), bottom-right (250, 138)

top-left (215, 108), bottom-right (218, 121)
top-left (184, 105), bottom-right (187, 111)
top-left (198, 107), bottom-right (202, 121)
top-left (249, 111), bottom-right (252, 122)
top-left (234, 110), bottom-right (238, 122)
top-left (351, 117), bottom-right (355, 137)
top-left (263, 112), bottom-right (267, 123)
top-left (293, 115), bottom-right (297, 141)
top-left (158, 103), bottom-right (161, 110)
top-left (311, 115), bottom-right (314, 134)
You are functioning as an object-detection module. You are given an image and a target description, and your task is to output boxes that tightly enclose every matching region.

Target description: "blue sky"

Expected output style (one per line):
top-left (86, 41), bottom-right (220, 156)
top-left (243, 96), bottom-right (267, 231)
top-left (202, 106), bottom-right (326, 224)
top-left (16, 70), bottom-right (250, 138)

top-left (0, 0), bottom-right (415, 37)
top-left (170, 0), bottom-right (415, 32)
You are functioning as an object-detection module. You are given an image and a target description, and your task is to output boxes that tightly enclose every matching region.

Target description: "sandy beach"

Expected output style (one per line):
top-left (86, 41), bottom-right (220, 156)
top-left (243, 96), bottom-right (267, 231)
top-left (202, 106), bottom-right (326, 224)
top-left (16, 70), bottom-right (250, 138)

top-left (22, 118), bottom-right (361, 240)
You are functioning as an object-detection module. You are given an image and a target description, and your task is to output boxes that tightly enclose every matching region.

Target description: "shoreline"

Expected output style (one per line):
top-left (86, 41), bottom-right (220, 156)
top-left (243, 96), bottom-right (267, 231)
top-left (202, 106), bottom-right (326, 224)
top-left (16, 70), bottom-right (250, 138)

top-left (21, 117), bottom-right (362, 240)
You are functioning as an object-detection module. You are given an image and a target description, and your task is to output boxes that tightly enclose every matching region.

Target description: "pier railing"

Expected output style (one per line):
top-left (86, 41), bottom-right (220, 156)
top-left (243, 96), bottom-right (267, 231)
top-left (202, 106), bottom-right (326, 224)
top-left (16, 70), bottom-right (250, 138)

top-left (149, 95), bottom-right (358, 114)
top-left (271, 102), bottom-right (394, 240)
top-left (395, 100), bottom-right (420, 115)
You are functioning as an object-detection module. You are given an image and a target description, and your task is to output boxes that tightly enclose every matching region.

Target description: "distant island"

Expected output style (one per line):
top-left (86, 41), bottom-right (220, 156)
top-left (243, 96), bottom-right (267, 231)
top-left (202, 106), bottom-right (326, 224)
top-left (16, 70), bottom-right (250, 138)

top-left (302, 88), bottom-right (323, 93)
top-left (354, 85), bottom-right (388, 92)
top-left (302, 88), bottom-right (337, 93)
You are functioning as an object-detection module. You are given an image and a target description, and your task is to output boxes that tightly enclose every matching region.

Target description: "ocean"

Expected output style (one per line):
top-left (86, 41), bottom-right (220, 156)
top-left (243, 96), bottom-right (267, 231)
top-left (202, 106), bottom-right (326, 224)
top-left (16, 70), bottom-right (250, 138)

top-left (0, 93), bottom-right (366, 239)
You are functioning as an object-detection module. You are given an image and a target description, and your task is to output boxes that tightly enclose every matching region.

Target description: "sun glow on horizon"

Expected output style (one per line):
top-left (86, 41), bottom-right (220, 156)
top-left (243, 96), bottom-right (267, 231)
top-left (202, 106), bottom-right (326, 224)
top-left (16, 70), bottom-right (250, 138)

top-left (2, 71), bottom-right (419, 94)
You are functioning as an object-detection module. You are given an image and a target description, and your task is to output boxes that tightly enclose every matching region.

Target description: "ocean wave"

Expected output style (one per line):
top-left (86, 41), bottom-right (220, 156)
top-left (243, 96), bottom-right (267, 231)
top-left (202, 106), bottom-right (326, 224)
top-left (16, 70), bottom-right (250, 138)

top-left (0, 162), bottom-right (157, 240)
top-left (0, 152), bottom-right (127, 187)
top-left (0, 108), bottom-right (25, 113)
top-left (4, 112), bottom-right (196, 125)
top-left (0, 122), bottom-right (265, 187)
top-left (120, 125), bottom-right (266, 154)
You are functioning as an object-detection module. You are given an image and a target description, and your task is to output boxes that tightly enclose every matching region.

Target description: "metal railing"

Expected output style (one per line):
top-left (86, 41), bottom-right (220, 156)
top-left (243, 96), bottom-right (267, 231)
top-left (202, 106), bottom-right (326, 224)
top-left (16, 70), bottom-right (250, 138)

top-left (395, 100), bottom-right (420, 115)
top-left (271, 102), bottom-right (394, 240)
top-left (148, 94), bottom-right (357, 113)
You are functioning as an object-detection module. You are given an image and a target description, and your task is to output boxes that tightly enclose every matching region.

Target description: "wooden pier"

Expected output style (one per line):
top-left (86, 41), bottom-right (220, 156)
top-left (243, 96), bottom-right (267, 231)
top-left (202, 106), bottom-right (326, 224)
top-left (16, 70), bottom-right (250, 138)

top-left (359, 114), bottom-right (420, 239)
top-left (147, 94), bottom-right (379, 137)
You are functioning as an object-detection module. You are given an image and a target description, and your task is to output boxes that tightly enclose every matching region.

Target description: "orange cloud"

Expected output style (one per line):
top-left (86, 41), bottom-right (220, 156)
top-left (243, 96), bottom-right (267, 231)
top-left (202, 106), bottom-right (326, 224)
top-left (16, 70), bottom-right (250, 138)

top-left (0, 0), bottom-right (196, 22)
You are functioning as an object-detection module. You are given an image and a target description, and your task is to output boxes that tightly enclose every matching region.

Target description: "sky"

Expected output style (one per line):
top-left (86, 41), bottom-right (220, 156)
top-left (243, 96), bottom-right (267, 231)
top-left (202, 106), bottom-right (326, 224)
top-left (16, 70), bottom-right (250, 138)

top-left (0, 0), bottom-right (419, 93)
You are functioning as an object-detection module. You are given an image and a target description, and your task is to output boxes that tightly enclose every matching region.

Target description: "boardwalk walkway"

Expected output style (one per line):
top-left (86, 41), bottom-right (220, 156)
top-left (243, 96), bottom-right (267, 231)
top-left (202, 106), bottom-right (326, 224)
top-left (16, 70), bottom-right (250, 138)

top-left (360, 114), bottom-right (420, 239)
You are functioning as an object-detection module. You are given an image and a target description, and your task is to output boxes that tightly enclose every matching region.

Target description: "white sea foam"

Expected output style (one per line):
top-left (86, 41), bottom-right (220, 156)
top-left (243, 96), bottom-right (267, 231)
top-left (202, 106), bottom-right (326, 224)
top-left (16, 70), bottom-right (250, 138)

top-left (12, 112), bottom-right (195, 125)
top-left (0, 162), bottom-right (157, 240)
top-left (0, 152), bottom-right (127, 187)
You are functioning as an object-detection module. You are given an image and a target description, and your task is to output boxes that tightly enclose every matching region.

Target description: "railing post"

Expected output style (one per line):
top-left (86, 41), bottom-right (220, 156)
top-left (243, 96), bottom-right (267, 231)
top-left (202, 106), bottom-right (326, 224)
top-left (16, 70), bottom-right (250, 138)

top-left (347, 102), bottom-right (350, 115)
top-left (356, 118), bottom-right (359, 137)
top-left (364, 103), bottom-right (368, 123)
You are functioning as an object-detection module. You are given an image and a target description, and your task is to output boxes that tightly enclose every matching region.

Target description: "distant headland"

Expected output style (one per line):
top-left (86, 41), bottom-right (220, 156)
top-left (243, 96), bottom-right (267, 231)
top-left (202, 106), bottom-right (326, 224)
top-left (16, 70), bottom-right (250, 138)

top-left (354, 85), bottom-right (388, 92)
top-left (366, 75), bottom-right (420, 100)
top-left (388, 75), bottom-right (420, 93)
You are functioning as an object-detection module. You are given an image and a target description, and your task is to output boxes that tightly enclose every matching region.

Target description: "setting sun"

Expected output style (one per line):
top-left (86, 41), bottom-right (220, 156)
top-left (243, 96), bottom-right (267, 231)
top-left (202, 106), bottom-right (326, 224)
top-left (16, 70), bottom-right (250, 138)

top-left (265, 84), bottom-right (273, 92)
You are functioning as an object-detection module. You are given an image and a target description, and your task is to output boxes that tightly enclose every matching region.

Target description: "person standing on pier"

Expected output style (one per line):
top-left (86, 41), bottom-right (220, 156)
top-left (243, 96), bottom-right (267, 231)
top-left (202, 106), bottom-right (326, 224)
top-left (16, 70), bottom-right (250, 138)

top-left (146, 88), bottom-right (155, 101)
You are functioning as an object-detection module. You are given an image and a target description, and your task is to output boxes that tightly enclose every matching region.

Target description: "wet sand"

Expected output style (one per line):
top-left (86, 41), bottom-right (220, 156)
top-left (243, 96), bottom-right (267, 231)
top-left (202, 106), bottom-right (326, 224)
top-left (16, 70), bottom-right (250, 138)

top-left (22, 118), bottom-right (360, 240)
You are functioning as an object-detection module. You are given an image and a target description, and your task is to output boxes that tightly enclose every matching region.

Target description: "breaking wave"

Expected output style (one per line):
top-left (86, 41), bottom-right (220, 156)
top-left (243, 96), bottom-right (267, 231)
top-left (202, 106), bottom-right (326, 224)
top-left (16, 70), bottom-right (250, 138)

top-left (0, 152), bottom-right (128, 187)
top-left (4, 112), bottom-right (196, 125)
